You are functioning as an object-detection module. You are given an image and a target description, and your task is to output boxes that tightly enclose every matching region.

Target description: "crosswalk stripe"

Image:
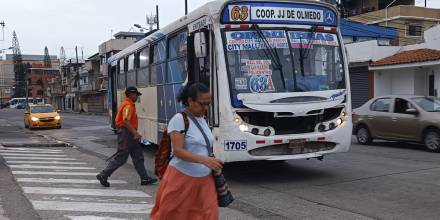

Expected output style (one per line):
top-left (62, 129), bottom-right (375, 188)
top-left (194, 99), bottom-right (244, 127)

top-left (12, 171), bottom-right (96, 176)
top-left (9, 165), bottom-right (95, 170)
top-left (0, 150), bottom-right (64, 154)
top-left (4, 157), bottom-right (76, 161)
top-left (65, 215), bottom-right (137, 220)
top-left (0, 153), bottom-right (68, 157)
top-left (23, 187), bottom-right (151, 198)
top-left (17, 178), bottom-right (127, 184)
top-left (6, 161), bottom-right (87, 165)
top-left (31, 201), bottom-right (153, 214)
top-left (1, 147), bottom-right (63, 152)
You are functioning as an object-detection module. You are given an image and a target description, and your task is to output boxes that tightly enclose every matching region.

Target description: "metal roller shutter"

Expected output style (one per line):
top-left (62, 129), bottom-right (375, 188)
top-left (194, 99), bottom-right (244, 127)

top-left (350, 66), bottom-right (370, 108)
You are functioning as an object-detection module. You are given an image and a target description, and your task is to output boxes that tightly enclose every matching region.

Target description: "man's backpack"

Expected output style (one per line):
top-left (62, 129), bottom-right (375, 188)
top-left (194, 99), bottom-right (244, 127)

top-left (154, 112), bottom-right (190, 180)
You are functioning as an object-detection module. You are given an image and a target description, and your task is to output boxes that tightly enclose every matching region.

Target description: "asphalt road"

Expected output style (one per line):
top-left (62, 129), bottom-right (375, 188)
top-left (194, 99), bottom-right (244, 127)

top-left (1, 108), bottom-right (440, 220)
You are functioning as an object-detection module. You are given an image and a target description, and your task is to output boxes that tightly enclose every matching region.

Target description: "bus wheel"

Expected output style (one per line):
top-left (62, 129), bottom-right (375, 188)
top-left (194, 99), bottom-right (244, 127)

top-left (356, 125), bottom-right (372, 145)
top-left (424, 129), bottom-right (440, 152)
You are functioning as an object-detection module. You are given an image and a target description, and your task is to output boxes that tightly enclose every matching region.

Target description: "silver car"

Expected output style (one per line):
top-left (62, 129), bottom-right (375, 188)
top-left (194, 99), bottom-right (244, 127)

top-left (353, 95), bottom-right (440, 152)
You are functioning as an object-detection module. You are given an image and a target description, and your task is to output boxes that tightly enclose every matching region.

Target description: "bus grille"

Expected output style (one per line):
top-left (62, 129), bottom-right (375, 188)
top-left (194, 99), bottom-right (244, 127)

top-left (248, 142), bottom-right (336, 156)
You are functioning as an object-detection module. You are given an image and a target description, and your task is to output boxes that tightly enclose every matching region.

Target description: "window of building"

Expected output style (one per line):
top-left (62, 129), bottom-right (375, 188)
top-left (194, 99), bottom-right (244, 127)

top-left (406, 24), bottom-right (422, 37)
top-left (370, 98), bottom-right (391, 112)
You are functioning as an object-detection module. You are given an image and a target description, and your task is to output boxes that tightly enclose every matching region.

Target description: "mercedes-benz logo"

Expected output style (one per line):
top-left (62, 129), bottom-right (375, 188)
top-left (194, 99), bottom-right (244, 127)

top-left (325, 11), bottom-right (334, 24)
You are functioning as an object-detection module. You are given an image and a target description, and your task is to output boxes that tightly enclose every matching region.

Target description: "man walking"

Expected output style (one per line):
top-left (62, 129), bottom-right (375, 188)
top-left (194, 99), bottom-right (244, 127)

top-left (97, 87), bottom-right (157, 187)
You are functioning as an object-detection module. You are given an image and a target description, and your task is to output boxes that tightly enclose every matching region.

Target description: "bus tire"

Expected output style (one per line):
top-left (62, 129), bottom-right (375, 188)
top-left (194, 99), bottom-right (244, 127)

top-left (424, 129), bottom-right (440, 152)
top-left (356, 125), bottom-right (372, 145)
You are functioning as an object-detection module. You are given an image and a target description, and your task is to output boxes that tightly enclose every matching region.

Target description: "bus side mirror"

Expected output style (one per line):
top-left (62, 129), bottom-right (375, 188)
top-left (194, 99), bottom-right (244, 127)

top-left (194, 32), bottom-right (207, 58)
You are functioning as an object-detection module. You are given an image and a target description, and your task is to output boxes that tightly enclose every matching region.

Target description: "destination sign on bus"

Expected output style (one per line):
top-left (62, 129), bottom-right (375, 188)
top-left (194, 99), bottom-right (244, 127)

top-left (222, 2), bottom-right (337, 26)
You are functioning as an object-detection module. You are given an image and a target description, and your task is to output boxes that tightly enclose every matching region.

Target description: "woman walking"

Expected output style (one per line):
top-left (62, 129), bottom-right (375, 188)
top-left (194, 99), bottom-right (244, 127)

top-left (151, 83), bottom-right (223, 220)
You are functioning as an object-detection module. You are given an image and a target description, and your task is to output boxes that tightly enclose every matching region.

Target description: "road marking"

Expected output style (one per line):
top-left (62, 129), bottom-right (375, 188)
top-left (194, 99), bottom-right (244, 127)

top-left (9, 165), bottom-right (95, 170)
top-left (12, 171), bottom-right (96, 176)
top-left (0, 150), bottom-right (63, 154)
top-left (0, 153), bottom-right (68, 157)
top-left (4, 157), bottom-right (76, 161)
top-left (65, 215), bottom-right (140, 220)
top-left (6, 161), bottom-right (87, 165)
top-left (23, 187), bottom-right (151, 198)
top-left (32, 201), bottom-right (153, 214)
top-left (16, 178), bottom-right (127, 184)
top-left (1, 147), bottom-right (63, 152)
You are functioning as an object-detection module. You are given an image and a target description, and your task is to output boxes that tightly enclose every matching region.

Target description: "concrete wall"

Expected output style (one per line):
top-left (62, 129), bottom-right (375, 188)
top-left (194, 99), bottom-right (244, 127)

top-left (374, 69), bottom-right (416, 96)
top-left (414, 68), bottom-right (427, 96)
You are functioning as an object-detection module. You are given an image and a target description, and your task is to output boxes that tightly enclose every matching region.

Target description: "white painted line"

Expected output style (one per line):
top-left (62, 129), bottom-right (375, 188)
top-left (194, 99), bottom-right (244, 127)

top-left (9, 165), bottom-right (95, 170)
top-left (24, 187), bottom-right (151, 198)
top-left (6, 161), bottom-right (87, 165)
top-left (65, 215), bottom-right (137, 220)
top-left (0, 150), bottom-right (63, 154)
top-left (17, 178), bottom-right (127, 184)
top-left (0, 153), bottom-right (67, 157)
top-left (32, 201), bottom-right (152, 214)
top-left (12, 171), bottom-right (96, 176)
top-left (4, 157), bottom-right (76, 161)
top-left (1, 147), bottom-right (63, 152)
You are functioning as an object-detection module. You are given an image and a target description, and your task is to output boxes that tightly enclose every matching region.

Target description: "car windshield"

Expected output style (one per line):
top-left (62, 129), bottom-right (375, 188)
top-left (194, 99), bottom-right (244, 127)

top-left (411, 97), bottom-right (440, 112)
top-left (31, 106), bottom-right (55, 113)
top-left (224, 28), bottom-right (345, 96)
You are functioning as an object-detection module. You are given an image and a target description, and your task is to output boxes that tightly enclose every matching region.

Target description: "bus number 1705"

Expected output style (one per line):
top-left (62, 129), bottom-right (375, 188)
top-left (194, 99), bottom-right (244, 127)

top-left (224, 140), bottom-right (247, 151)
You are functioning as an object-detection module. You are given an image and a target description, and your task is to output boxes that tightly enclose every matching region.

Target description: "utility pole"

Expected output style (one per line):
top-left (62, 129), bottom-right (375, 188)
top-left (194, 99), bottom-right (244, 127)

top-left (156, 5), bottom-right (160, 30)
top-left (75, 46), bottom-right (81, 112)
top-left (0, 20), bottom-right (5, 41)
top-left (425, 0), bottom-right (427, 8)
top-left (185, 0), bottom-right (188, 15)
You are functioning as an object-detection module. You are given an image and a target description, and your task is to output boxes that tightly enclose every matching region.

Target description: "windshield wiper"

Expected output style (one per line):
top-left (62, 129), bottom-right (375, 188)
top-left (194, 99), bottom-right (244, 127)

top-left (253, 24), bottom-right (286, 89)
top-left (298, 26), bottom-right (318, 77)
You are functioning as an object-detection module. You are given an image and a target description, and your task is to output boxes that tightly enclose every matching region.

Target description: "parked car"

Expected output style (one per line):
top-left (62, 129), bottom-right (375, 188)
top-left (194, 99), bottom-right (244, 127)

top-left (353, 95), bottom-right (440, 152)
top-left (24, 104), bottom-right (62, 129)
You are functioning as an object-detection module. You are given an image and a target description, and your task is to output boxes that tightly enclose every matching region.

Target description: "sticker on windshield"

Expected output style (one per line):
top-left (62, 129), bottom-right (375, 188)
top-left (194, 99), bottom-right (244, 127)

top-left (250, 75), bottom-right (275, 93)
top-left (235, 77), bottom-right (248, 90)
top-left (225, 30), bottom-right (288, 51)
top-left (288, 31), bottom-right (338, 48)
top-left (241, 59), bottom-right (272, 75)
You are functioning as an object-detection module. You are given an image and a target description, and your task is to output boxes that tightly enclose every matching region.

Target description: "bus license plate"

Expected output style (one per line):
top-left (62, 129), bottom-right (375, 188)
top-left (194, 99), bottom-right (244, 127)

top-left (289, 139), bottom-right (306, 149)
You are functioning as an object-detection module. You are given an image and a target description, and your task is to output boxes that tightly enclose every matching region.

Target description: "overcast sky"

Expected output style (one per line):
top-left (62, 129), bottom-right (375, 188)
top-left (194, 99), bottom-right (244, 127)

top-left (1, 0), bottom-right (439, 58)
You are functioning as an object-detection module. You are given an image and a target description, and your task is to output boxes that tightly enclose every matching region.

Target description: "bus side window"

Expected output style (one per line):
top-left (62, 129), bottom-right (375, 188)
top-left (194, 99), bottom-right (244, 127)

top-left (152, 40), bottom-right (166, 85)
top-left (167, 31), bottom-right (188, 83)
top-left (118, 59), bottom-right (126, 89)
top-left (188, 30), bottom-right (210, 87)
top-left (127, 54), bottom-right (136, 87)
top-left (137, 47), bottom-right (150, 87)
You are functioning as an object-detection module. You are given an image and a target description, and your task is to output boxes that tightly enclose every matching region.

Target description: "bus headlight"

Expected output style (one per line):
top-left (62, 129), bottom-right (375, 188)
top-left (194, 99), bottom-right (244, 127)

top-left (55, 115), bottom-right (61, 120)
top-left (233, 116), bottom-right (241, 124)
top-left (239, 124), bottom-right (249, 132)
top-left (31, 117), bottom-right (39, 122)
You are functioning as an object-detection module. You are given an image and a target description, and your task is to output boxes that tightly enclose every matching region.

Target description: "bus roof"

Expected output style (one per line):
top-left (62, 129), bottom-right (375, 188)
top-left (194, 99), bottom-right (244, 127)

top-left (107, 0), bottom-right (336, 64)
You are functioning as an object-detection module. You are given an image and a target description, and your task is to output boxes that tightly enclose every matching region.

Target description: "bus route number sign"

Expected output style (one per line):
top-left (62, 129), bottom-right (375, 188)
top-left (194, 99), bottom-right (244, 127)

top-left (224, 140), bottom-right (248, 151)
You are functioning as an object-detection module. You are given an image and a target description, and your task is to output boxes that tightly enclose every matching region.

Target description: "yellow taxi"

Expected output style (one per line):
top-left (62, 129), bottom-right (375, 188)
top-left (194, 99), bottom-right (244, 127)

top-left (24, 104), bottom-right (62, 129)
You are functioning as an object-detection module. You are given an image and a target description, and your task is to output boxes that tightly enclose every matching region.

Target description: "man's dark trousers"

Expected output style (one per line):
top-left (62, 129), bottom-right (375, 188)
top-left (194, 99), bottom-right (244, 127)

top-left (102, 127), bottom-right (148, 179)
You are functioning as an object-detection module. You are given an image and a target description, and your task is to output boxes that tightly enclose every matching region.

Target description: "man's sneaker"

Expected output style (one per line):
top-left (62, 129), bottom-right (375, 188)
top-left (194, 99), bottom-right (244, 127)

top-left (96, 173), bottom-right (110, 187)
top-left (141, 177), bottom-right (158, 185)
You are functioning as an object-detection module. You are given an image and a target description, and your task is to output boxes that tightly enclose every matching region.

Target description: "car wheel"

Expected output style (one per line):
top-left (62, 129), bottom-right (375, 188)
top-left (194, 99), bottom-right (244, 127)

top-left (24, 120), bottom-right (28, 128)
top-left (57, 125), bottom-right (62, 129)
top-left (424, 129), bottom-right (440, 152)
top-left (357, 125), bottom-right (372, 145)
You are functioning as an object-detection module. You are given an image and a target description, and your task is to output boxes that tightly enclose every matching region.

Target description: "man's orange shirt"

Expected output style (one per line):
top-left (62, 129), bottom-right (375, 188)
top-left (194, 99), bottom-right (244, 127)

top-left (115, 98), bottom-right (138, 130)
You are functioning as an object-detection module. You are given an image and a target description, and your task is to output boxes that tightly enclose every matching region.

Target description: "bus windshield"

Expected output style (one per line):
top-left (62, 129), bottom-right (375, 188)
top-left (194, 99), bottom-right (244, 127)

top-left (224, 28), bottom-right (345, 96)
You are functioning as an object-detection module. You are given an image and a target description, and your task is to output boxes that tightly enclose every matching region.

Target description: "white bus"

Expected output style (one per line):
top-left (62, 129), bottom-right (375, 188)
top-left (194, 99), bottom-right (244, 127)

top-left (107, 0), bottom-right (352, 162)
top-left (9, 98), bottom-right (46, 108)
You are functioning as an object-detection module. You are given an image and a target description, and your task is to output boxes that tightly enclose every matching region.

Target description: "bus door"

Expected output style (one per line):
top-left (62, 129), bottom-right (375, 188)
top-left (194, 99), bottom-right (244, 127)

top-left (189, 18), bottom-right (219, 127)
top-left (109, 62), bottom-right (118, 130)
